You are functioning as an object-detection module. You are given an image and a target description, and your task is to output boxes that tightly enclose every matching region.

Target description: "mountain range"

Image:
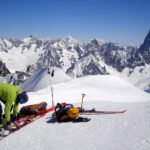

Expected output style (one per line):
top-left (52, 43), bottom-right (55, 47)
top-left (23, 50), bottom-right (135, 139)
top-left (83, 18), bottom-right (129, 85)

top-left (0, 30), bottom-right (150, 93)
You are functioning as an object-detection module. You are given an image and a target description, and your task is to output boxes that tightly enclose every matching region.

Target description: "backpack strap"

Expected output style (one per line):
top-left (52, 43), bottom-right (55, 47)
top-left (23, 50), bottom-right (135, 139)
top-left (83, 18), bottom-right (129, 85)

top-left (73, 117), bottom-right (91, 122)
top-left (55, 103), bottom-right (73, 122)
top-left (55, 103), bottom-right (73, 112)
top-left (55, 103), bottom-right (64, 112)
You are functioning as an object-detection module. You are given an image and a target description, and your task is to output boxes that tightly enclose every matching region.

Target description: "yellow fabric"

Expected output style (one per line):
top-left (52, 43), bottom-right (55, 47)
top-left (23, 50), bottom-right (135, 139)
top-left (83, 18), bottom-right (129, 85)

top-left (67, 108), bottom-right (79, 119)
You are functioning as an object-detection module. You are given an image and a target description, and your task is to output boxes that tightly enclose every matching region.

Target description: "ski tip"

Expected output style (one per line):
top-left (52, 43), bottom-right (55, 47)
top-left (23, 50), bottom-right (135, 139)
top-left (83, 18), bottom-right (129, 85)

top-left (122, 110), bottom-right (127, 113)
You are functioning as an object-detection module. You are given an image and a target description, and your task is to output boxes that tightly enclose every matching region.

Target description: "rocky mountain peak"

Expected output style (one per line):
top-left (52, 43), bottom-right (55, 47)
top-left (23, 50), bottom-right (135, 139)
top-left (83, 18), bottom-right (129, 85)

top-left (0, 31), bottom-right (150, 92)
top-left (22, 35), bottom-right (38, 44)
top-left (63, 35), bottom-right (78, 45)
top-left (144, 30), bottom-right (150, 43)
top-left (139, 30), bottom-right (150, 51)
top-left (138, 30), bottom-right (150, 64)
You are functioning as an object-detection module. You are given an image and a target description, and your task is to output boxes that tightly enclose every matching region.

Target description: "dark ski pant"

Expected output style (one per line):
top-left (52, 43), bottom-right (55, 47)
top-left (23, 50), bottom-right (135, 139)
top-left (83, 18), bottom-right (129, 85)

top-left (0, 103), bottom-right (2, 124)
top-left (0, 102), bottom-right (13, 125)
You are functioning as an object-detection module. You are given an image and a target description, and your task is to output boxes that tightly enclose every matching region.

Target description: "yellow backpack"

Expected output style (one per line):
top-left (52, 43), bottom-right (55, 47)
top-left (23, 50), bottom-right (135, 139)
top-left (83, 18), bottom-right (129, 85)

top-left (56, 103), bottom-right (79, 121)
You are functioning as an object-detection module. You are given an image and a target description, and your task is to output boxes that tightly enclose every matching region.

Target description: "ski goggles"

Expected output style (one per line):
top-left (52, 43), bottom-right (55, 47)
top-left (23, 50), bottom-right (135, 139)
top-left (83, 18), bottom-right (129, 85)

top-left (20, 98), bottom-right (27, 104)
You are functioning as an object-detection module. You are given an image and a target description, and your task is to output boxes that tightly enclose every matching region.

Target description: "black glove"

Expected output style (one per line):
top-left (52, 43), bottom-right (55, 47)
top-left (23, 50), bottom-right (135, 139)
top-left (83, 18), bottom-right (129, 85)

top-left (6, 121), bottom-right (11, 125)
top-left (11, 116), bottom-right (18, 122)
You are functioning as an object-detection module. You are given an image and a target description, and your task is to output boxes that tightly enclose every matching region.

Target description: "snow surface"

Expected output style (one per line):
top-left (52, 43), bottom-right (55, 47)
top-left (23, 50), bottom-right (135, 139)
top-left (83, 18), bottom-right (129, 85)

top-left (0, 68), bottom-right (150, 150)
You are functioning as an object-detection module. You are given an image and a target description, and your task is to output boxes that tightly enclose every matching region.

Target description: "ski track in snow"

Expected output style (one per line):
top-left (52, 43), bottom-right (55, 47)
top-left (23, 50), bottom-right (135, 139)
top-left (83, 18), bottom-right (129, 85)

top-left (1, 101), bottom-right (150, 150)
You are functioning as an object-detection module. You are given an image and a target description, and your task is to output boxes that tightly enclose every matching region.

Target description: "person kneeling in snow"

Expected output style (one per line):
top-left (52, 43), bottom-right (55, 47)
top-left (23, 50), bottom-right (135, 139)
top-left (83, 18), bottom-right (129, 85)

top-left (0, 83), bottom-right (29, 130)
top-left (54, 103), bottom-right (90, 122)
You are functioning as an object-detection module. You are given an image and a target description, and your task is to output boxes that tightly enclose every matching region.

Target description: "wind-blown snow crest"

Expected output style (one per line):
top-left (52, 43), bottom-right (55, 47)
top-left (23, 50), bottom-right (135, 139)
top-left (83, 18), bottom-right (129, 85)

top-left (53, 74), bottom-right (150, 104)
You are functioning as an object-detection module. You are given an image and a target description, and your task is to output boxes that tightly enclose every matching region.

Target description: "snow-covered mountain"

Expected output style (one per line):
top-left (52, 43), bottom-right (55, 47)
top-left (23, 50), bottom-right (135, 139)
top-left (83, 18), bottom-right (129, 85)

top-left (0, 31), bottom-right (150, 92)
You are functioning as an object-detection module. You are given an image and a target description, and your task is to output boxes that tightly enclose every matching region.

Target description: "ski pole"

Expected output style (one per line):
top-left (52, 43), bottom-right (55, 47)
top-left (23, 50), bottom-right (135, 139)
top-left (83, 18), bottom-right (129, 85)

top-left (81, 93), bottom-right (86, 109)
top-left (48, 68), bottom-right (55, 107)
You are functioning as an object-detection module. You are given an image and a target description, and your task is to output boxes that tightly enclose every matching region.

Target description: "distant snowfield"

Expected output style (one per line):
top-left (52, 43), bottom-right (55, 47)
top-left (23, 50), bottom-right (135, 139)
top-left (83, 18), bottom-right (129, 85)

top-left (0, 68), bottom-right (150, 150)
top-left (0, 38), bottom-right (44, 72)
top-left (120, 65), bottom-right (150, 92)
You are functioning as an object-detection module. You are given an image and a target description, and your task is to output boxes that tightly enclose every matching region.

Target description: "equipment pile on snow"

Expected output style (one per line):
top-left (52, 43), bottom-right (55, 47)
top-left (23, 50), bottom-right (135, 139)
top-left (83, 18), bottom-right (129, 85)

top-left (53, 103), bottom-right (91, 122)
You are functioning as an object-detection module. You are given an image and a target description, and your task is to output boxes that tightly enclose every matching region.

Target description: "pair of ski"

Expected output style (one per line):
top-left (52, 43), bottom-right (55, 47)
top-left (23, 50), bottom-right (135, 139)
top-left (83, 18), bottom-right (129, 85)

top-left (0, 102), bottom-right (67, 140)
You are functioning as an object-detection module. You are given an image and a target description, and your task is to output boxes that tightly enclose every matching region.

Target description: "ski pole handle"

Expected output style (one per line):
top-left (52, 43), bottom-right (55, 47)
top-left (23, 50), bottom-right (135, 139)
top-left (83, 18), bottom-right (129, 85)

top-left (81, 94), bottom-right (86, 109)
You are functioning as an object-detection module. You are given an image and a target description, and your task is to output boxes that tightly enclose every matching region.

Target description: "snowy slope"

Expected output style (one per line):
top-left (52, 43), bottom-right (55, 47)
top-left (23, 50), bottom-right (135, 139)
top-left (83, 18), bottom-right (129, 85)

top-left (0, 38), bottom-right (44, 72)
top-left (121, 65), bottom-right (150, 92)
top-left (0, 68), bottom-right (150, 150)
top-left (19, 67), bottom-right (71, 92)
top-left (18, 68), bottom-right (150, 107)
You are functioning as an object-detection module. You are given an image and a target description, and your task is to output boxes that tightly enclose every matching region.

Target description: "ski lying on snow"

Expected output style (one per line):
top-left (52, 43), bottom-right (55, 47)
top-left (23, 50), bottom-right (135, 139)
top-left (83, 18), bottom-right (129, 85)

top-left (0, 102), bottom-right (66, 140)
top-left (79, 109), bottom-right (126, 115)
top-left (17, 102), bottom-right (67, 124)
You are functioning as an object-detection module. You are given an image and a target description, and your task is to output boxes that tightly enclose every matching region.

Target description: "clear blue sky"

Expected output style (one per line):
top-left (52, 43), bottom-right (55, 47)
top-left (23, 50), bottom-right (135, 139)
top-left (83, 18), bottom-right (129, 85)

top-left (0, 0), bottom-right (150, 45)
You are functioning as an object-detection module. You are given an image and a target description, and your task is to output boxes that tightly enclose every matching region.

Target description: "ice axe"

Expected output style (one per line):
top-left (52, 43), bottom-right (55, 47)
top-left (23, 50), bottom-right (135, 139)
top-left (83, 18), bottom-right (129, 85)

top-left (81, 93), bottom-right (86, 110)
